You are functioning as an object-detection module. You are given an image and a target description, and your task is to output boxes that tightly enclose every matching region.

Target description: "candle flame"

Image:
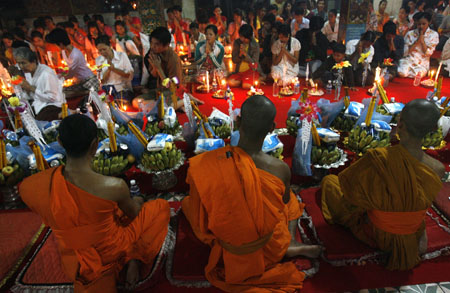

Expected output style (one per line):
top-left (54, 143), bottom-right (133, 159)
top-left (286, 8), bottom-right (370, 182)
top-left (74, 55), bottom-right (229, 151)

top-left (221, 79), bottom-right (226, 85)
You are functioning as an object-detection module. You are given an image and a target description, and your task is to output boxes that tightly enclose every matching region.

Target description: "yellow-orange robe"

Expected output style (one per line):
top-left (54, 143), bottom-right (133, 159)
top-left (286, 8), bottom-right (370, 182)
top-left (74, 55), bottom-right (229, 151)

top-left (321, 145), bottom-right (442, 270)
top-left (19, 166), bottom-right (170, 290)
top-left (182, 146), bottom-right (305, 292)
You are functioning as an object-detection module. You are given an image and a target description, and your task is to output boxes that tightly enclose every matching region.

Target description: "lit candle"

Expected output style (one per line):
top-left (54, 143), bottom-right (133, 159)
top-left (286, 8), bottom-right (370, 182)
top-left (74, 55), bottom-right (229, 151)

top-left (315, 83), bottom-right (318, 93)
top-left (228, 60), bottom-right (233, 73)
top-left (221, 79), bottom-right (226, 89)
top-left (206, 70), bottom-right (210, 93)
top-left (435, 61), bottom-right (443, 84)
top-left (430, 70), bottom-right (435, 81)
top-left (255, 80), bottom-right (259, 89)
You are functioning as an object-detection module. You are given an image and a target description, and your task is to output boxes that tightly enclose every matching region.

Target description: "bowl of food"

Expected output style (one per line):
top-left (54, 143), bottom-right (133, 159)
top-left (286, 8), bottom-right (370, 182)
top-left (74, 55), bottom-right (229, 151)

top-left (280, 87), bottom-right (294, 96)
top-left (247, 88), bottom-right (264, 96)
top-left (421, 79), bottom-right (435, 88)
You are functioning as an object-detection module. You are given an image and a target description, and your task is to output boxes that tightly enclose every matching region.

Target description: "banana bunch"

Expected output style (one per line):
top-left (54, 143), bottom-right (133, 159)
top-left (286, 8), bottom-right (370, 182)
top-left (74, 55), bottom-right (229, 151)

top-left (286, 116), bottom-right (301, 136)
top-left (268, 147), bottom-right (284, 160)
top-left (422, 127), bottom-right (443, 148)
top-left (347, 126), bottom-right (390, 154)
top-left (331, 113), bottom-right (356, 132)
top-left (92, 153), bottom-right (131, 176)
top-left (145, 120), bottom-right (181, 137)
top-left (311, 145), bottom-right (340, 165)
top-left (97, 128), bottom-right (108, 141)
top-left (141, 142), bottom-right (183, 171)
top-left (376, 105), bottom-right (400, 122)
top-left (211, 124), bottom-right (231, 139)
top-left (117, 124), bottom-right (129, 136)
top-left (0, 163), bottom-right (24, 186)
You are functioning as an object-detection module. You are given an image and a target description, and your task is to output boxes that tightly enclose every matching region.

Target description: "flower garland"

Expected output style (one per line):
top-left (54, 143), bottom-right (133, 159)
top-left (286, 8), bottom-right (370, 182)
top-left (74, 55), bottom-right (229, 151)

top-left (358, 52), bottom-right (371, 64)
top-left (332, 61), bottom-right (351, 70)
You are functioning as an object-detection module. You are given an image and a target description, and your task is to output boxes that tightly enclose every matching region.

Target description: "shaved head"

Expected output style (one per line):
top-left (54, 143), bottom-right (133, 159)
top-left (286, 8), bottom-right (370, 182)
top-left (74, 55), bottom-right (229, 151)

top-left (400, 99), bottom-right (440, 139)
top-left (240, 95), bottom-right (276, 140)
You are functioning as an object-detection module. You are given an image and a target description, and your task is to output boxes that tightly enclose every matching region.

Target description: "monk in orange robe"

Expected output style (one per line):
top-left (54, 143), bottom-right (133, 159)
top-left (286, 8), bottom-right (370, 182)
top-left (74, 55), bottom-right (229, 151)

top-left (182, 95), bottom-right (322, 292)
top-left (20, 114), bottom-right (170, 292)
top-left (321, 99), bottom-right (445, 270)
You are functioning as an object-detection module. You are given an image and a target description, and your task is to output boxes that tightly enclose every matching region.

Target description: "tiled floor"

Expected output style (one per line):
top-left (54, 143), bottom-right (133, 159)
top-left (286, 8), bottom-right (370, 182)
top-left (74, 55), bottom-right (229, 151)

top-left (359, 282), bottom-right (450, 293)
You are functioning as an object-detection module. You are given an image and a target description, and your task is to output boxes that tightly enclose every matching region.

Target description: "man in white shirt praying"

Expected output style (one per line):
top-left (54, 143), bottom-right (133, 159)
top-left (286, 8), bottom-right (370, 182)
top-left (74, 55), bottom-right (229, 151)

top-left (291, 7), bottom-right (310, 36)
top-left (95, 35), bottom-right (134, 102)
top-left (13, 47), bottom-right (64, 121)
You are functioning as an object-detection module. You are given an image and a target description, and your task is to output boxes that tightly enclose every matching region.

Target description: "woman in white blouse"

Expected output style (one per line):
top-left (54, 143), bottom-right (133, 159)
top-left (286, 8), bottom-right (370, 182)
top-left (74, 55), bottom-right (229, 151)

top-left (398, 12), bottom-right (439, 78)
top-left (271, 23), bottom-right (300, 84)
top-left (13, 47), bottom-right (64, 121)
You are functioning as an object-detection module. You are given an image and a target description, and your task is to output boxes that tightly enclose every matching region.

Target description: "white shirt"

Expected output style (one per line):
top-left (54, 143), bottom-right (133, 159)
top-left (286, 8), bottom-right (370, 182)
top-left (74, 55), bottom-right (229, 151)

top-left (96, 49), bottom-right (133, 92)
top-left (345, 39), bottom-right (375, 64)
top-left (291, 18), bottom-right (310, 36)
top-left (271, 37), bottom-right (301, 66)
top-left (24, 64), bottom-right (64, 114)
top-left (322, 20), bottom-right (339, 42)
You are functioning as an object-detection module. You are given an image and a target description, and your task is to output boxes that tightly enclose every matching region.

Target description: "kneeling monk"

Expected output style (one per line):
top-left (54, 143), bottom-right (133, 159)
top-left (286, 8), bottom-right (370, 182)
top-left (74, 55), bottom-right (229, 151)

top-left (20, 114), bottom-right (170, 291)
top-left (321, 99), bottom-right (445, 270)
top-left (182, 95), bottom-right (322, 292)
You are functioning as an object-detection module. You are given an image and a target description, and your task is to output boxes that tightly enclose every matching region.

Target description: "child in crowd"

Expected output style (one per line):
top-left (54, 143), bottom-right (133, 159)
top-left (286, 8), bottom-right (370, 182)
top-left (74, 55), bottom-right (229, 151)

top-left (312, 43), bottom-right (355, 89)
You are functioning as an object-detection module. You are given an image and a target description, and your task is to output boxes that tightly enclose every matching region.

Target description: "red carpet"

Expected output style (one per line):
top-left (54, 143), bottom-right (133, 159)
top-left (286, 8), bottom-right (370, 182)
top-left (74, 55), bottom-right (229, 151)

top-left (180, 77), bottom-right (450, 128)
top-left (299, 187), bottom-right (450, 265)
top-left (0, 210), bottom-right (44, 290)
top-left (166, 203), bottom-right (316, 288)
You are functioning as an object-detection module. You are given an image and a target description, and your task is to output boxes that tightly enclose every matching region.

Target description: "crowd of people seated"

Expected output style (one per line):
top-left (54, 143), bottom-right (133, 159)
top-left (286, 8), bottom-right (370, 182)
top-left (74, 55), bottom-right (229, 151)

top-left (1, 0), bottom-right (450, 120)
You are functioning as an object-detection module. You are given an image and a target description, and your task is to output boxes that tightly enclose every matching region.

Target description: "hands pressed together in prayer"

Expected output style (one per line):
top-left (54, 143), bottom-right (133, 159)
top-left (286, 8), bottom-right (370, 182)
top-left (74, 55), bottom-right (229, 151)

top-left (21, 79), bottom-right (36, 93)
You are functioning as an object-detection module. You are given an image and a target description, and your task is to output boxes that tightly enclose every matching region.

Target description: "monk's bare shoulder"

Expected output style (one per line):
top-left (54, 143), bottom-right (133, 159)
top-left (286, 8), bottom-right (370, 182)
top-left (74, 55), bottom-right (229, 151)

top-left (254, 153), bottom-right (290, 184)
top-left (423, 153), bottom-right (445, 179)
top-left (89, 173), bottom-right (130, 202)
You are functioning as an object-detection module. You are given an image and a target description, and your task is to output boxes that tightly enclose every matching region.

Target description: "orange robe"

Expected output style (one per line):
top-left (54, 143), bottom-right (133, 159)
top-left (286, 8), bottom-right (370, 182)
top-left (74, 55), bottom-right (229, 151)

top-left (19, 166), bottom-right (170, 289)
top-left (321, 145), bottom-right (442, 270)
top-left (182, 146), bottom-right (305, 292)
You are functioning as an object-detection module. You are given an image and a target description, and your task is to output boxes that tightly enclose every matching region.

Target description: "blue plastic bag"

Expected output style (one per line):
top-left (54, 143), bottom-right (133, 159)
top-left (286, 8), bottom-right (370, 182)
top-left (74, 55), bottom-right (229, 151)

top-left (317, 98), bottom-right (345, 127)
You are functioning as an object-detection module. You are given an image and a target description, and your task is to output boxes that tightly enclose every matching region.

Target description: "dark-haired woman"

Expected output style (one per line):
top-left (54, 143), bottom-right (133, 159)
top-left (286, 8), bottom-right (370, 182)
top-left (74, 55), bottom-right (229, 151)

top-left (398, 12), bottom-right (439, 78)
top-left (195, 24), bottom-right (225, 71)
top-left (228, 24), bottom-right (260, 89)
top-left (271, 23), bottom-right (300, 83)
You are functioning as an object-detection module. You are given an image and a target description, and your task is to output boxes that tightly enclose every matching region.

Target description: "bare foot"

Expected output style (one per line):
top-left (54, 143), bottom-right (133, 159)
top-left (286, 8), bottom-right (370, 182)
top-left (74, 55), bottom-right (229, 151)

top-left (125, 259), bottom-right (140, 291)
top-left (285, 241), bottom-right (323, 258)
top-left (418, 230), bottom-right (428, 255)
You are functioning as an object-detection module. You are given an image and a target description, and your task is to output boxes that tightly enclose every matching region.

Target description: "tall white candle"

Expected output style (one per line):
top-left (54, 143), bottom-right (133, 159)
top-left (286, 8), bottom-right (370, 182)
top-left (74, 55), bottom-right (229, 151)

top-left (206, 70), bottom-right (210, 93)
top-left (435, 61), bottom-right (443, 83)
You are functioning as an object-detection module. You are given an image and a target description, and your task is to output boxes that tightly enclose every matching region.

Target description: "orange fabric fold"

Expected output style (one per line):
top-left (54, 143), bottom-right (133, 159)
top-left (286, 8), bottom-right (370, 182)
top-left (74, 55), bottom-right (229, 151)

top-left (321, 145), bottom-right (442, 270)
top-left (19, 166), bottom-right (170, 287)
top-left (367, 209), bottom-right (427, 235)
top-left (182, 146), bottom-right (304, 292)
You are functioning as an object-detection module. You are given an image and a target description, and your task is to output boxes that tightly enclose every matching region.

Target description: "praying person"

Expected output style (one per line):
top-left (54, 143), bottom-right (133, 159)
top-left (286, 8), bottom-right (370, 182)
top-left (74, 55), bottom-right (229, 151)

top-left (346, 31), bottom-right (376, 86)
top-left (95, 35), bottom-right (134, 102)
top-left (398, 12), bottom-right (439, 78)
top-left (291, 7), bottom-right (310, 36)
top-left (20, 114), bottom-right (171, 291)
top-left (271, 23), bottom-right (300, 84)
top-left (209, 5), bottom-right (227, 37)
top-left (376, 0), bottom-right (390, 32)
top-left (31, 31), bottom-right (61, 67)
top-left (321, 99), bottom-right (444, 270)
top-left (227, 8), bottom-right (247, 44)
top-left (322, 9), bottom-right (339, 43)
top-left (372, 21), bottom-right (405, 80)
top-left (182, 95), bottom-right (322, 292)
top-left (194, 24), bottom-right (225, 71)
top-left (47, 28), bottom-right (99, 91)
top-left (189, 22), bottom-right (206, 53)
top-left (114, 20), bottom-right (141, 57)
top-left (228, 24), bottom-right (261, 89)
top-left (312, 43), bottom-right (356, 89)
top-left (12, 47), bottom-right (64, 121)
top-left (94, 14), bottom-right (113, 38)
